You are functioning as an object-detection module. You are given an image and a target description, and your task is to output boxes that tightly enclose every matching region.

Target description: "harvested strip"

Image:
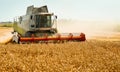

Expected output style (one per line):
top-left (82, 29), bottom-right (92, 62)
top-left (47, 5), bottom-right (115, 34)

top-left (0, 32), bottom-right (13, 44)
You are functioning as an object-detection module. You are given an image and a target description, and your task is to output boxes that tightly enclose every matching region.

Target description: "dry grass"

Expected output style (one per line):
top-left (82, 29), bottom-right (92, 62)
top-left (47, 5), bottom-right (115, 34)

top-left (0, 40), bottom-right (120, 72)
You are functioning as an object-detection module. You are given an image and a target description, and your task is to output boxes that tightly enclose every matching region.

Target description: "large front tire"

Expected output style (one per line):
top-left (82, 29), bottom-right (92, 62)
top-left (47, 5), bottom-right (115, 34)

top-left (12, 32), bottom-right (20, 44)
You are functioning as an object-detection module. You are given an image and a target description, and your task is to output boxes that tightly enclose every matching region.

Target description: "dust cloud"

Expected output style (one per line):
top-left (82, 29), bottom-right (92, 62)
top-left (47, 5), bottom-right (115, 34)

top-left (57, 19), bottom-right (120, 38)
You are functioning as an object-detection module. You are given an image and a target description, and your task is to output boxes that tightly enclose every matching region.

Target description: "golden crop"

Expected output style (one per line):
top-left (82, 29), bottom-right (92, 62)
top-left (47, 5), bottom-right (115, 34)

top-left (0, 40), bottom-right (120, 72)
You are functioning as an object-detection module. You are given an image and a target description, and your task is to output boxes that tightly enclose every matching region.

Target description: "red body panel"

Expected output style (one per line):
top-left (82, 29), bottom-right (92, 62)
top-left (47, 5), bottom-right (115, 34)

top-left (20, 33), bottom-right (86, 42)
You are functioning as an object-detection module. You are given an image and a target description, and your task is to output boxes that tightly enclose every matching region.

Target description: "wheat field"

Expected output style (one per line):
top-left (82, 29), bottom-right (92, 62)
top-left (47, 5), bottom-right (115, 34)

top-left (0, 40), bottom-right (120, 72)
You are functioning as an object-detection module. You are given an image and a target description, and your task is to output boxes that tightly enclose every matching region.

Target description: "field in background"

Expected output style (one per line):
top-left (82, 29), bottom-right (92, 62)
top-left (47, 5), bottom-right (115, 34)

top-left (0, 20), bottom-right (120, 71)
top-left (0, 23), bottom-right (13, 27)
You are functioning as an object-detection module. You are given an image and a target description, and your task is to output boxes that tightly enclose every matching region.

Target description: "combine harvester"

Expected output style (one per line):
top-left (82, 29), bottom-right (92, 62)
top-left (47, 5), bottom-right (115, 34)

top-left (12, 5), bottom-right (86, 43)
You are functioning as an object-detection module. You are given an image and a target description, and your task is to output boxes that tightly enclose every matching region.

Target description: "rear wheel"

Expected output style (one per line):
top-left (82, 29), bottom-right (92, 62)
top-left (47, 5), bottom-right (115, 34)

top-left (50, 29), bottom-right (58, 34)
top-left (25, 32), bottom-right (30, 37)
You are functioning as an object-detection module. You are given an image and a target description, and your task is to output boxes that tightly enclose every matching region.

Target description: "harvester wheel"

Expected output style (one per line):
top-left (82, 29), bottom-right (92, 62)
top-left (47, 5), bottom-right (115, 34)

top-left (12, 32), bottom-right (20, 44)
top-left (54, 29), bottom-right (58, 33)
top-left (25, 32), bottom-right (32, 37)
top-left (50, 29), bottom-right (58, 34)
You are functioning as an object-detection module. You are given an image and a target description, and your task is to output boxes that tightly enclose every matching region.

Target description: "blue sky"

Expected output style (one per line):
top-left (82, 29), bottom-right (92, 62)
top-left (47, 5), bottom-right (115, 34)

top-left (0, 0), bottom-right (120, 22)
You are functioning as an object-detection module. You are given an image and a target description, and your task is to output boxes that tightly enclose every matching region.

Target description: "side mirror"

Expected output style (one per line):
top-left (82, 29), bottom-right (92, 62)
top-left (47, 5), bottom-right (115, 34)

top-left (55, 15), bottom-right (57, 19)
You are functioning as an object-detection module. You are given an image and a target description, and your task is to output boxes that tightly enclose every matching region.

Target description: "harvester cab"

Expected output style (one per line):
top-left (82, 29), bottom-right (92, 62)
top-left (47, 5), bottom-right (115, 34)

top-left (13, 5), bottom-right (57, 37)
top-left (12, 5), bottom-right (86, 43)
